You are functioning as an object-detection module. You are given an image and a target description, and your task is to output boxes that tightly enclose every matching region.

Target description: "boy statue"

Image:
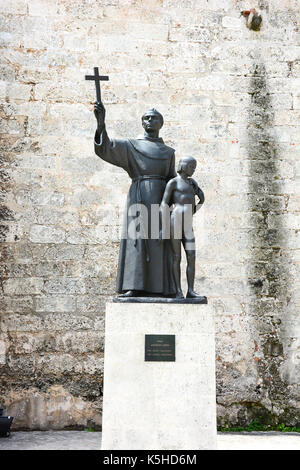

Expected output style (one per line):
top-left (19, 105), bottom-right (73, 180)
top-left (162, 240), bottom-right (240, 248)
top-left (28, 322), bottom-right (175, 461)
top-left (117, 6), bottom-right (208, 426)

top-left (160, 156), bottom-right (205, 299)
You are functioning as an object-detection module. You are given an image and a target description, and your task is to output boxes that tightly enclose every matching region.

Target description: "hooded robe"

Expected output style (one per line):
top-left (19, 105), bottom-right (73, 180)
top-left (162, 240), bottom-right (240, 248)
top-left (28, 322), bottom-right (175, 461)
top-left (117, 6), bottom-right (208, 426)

top-left (94, 127), bottom-right (176, 295)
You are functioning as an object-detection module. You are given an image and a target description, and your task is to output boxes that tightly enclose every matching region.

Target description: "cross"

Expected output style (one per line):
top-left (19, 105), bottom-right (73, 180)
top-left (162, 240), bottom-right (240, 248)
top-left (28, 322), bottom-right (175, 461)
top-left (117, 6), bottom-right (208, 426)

top-left (85, 67), bottom-right (109, 103)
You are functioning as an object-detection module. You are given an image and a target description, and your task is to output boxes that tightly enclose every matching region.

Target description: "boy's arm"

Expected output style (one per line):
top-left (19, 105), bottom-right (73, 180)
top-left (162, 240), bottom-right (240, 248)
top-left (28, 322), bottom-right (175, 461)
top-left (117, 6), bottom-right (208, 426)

top-left (196, 186), bottom-right (205, 205)
top-left (190, 178), bottom-right (205, 213)
top-left (190, 179), bottom-right (204, 205)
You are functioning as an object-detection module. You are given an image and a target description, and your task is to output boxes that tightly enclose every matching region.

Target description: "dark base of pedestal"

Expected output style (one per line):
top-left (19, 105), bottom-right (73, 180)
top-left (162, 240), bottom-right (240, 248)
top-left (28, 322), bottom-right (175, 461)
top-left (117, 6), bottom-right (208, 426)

top-left (114, 296), bottom-right (208, 304)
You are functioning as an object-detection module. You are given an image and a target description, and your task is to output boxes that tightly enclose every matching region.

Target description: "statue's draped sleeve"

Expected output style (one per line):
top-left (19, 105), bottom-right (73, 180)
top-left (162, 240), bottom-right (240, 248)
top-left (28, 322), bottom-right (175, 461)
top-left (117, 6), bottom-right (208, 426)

top-left (94, 126), bottom-right (130, 172)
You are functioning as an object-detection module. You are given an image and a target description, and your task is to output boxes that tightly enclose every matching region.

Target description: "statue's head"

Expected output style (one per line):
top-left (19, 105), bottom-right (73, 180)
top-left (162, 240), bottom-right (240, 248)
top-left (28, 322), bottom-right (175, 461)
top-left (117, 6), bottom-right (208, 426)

top-left (141, 108), bottom-right (164, 133)
top-left (177, 156), bottom-right (197, 177)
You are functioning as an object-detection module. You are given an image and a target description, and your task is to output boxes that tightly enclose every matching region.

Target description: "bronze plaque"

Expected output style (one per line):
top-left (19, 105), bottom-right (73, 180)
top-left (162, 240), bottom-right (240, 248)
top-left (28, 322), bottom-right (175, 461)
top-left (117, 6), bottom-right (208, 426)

top-left (145, 334), bottom-right (175, 362)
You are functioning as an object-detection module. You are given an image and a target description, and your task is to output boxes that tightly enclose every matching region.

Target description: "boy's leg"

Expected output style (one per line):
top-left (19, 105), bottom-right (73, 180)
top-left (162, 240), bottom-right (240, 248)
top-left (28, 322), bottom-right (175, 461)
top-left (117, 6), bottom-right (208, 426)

top-left (183, 229), bottom-right (204, 298)
top-left (170, 215), bottom-right (184, 298)
top-left (186, 250), bottom-right (196, 294)
top-left (183, 231), bottom-right (196, 296)
top-left (170, 238), bottom-right (184, 298)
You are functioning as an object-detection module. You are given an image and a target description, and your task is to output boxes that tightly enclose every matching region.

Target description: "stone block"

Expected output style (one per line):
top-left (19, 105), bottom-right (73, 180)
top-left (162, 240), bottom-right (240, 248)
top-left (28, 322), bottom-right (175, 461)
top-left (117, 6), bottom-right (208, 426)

top-left (16, 190), bottom-right (65, 207)
top-left (42, 314), bottom-right (95, 331)
top-left (4, 314), bottom-right (43, 332)
top-left (0, 337), bottom-right (7, 364)
top-left (0, 0), bottom-right (27, 15)
top-left (35, 295), bottom-right (76, 313)
top-left (0, 295), bottom-right (34, 313)
top-left (43, 278), bottom-right (85, 295)
top-left (128, 22), bottom-right (169, 41)
top-left (102, 302), bottom-right (217, 450)
top-left (6, 83), bottom-right (32, 102)
top-left (5, 385), bottom-right (102, 430)
top-left (3, 277), bottom-right (43, 295)
top-left (29, 225), bottom-right (66, 243)
top-left (37, 207), bottom-right (78, 226)
top-left (42, 244), bottom-right (85, 261)
top-left (76, 295), bottom-right (106, 314)
top-left (222, 16), bottom-right (242, 29)
top-left (293, 95), bottom-right (300, 109)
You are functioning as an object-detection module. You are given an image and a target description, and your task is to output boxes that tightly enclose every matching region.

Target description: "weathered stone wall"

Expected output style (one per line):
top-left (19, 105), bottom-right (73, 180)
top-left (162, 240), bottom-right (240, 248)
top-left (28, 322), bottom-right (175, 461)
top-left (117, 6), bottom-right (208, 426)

top-left (0, 0), bottom-right (299, 429)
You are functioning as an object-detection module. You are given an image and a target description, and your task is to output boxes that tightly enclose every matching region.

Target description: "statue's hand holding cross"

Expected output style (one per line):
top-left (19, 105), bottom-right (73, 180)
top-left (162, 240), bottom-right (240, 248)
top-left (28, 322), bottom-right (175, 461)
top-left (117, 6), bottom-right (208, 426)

top-left (85, 67), bottom-right (109, 133)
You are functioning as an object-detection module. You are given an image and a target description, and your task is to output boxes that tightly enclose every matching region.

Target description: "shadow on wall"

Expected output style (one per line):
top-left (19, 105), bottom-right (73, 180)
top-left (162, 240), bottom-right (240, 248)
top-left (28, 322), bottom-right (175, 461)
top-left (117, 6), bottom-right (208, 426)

top-left (247, 62), bottom-right (293, 422)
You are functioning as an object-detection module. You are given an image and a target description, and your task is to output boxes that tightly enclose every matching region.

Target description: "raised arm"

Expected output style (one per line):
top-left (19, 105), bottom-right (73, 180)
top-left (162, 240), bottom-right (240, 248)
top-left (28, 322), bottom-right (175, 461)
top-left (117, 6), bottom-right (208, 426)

top-left (94, 101), bottom-right (130, 171)
top-left (94, 100), bottom-right (106, 138)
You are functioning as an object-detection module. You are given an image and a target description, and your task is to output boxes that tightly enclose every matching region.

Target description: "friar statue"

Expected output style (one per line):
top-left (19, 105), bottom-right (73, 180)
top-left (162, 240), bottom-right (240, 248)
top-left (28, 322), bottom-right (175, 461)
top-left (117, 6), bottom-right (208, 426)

top-left (94, 101), bottom-right (177, 297)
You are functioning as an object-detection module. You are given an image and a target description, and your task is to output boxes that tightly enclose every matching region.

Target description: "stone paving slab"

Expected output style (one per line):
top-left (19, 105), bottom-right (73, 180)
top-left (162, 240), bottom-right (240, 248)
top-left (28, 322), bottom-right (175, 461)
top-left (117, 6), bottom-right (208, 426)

top-left (217, 432), bottom-right (300, 450)
top-left (0, 431), bottom-right (102, 450)
top-left (0, 431), bottom-right (299, 450)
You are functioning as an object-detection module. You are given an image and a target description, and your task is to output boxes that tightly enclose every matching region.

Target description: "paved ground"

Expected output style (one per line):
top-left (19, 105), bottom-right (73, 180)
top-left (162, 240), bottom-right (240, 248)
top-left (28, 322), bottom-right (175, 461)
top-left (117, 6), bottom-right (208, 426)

top-left (217, 431), bottom-right (300, 450)
top-left (0, 431), bottom-right (299, 450)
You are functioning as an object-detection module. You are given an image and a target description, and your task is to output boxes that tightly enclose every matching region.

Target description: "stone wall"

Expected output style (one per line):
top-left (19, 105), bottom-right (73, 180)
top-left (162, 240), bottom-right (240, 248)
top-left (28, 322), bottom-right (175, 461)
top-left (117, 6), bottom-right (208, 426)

top-left (0, 0), bottom-right (299, 429)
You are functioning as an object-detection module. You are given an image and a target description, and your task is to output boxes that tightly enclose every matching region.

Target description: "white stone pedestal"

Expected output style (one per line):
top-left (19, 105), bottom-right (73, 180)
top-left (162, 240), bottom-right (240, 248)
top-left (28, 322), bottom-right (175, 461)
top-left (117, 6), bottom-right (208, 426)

top-left (101, 302), bottom-right (217, 450)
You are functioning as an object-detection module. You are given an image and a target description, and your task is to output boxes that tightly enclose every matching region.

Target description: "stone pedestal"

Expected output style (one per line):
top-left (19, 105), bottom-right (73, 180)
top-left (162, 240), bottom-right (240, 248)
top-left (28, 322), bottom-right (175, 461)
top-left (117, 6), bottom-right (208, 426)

top-left (101, 302), bottom-right (217, 450)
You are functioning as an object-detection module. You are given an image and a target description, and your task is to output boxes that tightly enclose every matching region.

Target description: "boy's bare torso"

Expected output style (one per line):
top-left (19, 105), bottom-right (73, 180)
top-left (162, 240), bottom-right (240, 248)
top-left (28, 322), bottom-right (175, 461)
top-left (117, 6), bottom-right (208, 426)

top-left (169, 176), bottom-right (196, 214)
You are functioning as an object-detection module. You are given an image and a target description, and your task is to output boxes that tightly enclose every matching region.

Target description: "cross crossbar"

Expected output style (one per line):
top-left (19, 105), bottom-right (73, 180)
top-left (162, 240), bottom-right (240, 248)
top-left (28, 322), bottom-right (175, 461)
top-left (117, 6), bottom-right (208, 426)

top-left (85, 67), bottom-right (109, 102)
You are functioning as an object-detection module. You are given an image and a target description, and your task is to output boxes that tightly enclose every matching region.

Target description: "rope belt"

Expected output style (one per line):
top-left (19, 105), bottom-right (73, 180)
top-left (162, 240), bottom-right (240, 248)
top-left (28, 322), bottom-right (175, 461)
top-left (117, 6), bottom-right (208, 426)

top-left (131, 175), bottom-right (167, 262)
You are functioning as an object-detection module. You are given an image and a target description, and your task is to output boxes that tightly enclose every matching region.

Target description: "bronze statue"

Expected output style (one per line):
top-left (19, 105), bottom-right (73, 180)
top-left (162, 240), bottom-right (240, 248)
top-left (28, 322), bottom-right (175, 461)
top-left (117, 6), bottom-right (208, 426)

top-left (87, 69), bottom-right (206, 302)
top-left (160, 156), bottom-right (205, 299)
top-left (93, 100), bottom-right (177, 297)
